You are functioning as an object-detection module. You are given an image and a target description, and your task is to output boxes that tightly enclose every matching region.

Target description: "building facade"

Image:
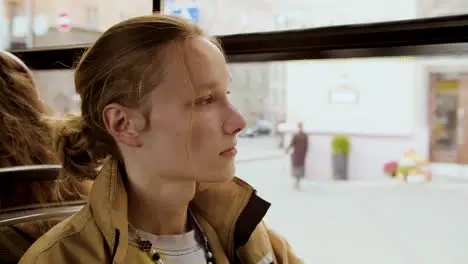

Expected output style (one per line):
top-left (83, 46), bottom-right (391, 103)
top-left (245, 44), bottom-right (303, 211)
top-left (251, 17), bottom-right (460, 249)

top-left (284, 0), bottom-right (468, 181)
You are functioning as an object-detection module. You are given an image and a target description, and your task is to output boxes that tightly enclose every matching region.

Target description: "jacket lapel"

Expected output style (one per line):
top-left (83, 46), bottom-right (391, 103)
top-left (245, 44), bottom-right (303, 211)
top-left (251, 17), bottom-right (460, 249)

top-left (89, 158), bottom-right (128, 263)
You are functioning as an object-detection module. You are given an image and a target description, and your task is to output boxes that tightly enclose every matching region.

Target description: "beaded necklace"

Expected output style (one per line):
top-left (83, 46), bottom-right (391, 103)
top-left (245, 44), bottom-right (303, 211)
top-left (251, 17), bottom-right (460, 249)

top-left (128, 209), bottom-right (214, 264)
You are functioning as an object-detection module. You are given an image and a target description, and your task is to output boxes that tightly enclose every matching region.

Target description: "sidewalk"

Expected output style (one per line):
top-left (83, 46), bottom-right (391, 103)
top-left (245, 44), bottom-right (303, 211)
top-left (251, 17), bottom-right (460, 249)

top-left (236, 157), bottom-right (468, 264)
top-left (235, 150), bottom-right (285, 163)
top-left (236, 137), bottom-right (285, 163)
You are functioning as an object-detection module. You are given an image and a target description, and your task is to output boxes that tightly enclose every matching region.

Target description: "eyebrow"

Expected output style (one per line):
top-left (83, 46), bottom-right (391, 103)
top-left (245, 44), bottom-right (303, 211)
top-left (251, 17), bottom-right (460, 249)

top-left (191, 65), bottom-right (230, 91)
top-left (196, 78), bottom-right (231, 94)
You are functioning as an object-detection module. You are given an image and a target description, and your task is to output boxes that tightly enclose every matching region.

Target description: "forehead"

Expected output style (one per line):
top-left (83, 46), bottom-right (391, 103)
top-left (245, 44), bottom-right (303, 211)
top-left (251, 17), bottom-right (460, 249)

top-left (182, 37), bottom-right (228, 88)
top-left (156, 37), bottom-right (229, 97)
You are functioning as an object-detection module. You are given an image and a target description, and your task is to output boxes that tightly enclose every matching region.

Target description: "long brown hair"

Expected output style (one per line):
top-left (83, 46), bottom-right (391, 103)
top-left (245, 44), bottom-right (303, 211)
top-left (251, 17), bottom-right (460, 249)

top-left (0, 51), bottom-right (88, 209)
top-left (53, 14), bottom-right (221, 180)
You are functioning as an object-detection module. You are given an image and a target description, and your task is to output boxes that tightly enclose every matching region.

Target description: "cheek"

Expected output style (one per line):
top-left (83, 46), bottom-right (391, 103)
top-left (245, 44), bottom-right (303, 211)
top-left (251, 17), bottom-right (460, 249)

top-left (188, 123), bottom-right (206, 153)
top-left (144, 109), bottom-right (189, 153)
top-left (144, 126), bottom-right (189, 167)
top-left (189, 114), bottom-right (220, 153)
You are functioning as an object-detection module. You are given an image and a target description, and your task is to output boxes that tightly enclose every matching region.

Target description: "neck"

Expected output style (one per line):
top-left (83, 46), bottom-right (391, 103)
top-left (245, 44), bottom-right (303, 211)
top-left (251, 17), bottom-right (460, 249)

top-left (125, 168), bottom-right (196, 236)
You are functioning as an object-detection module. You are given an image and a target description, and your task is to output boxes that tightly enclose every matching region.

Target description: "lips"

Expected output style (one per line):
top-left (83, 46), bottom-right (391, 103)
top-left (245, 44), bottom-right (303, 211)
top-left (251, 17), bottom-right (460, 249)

top-left (220, 146), bottom-right (237, 157)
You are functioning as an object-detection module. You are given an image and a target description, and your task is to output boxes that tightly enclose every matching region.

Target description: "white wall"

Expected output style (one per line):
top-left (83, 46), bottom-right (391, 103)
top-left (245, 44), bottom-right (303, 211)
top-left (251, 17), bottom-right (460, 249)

top-left (32, 70), bottom-right (80, 115)
top-left (286, 59), bottom-right (419, 135)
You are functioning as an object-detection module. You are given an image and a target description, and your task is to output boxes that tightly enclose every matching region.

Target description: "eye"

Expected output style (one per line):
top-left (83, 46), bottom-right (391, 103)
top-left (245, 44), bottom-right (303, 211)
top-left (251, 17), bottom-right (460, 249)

top-left (195, 95), bottom-right (215, 105)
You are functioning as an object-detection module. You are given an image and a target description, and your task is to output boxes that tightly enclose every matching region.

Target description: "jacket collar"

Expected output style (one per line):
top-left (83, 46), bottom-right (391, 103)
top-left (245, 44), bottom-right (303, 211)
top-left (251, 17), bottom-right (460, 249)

top-left (89, 158), bottom-right (128, 262)
top-left (89, 158), bottom-right (270, 263)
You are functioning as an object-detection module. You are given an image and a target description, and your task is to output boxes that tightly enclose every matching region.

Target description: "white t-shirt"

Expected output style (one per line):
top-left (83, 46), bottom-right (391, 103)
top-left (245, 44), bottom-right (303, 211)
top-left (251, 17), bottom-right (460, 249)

top-left (129, 228), bottom-right (208, 264)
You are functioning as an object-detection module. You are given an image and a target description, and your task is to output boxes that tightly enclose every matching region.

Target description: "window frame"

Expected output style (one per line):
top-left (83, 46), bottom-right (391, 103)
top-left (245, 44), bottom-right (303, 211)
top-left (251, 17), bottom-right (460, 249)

top-left (9, 2), bottom-right (468, 68)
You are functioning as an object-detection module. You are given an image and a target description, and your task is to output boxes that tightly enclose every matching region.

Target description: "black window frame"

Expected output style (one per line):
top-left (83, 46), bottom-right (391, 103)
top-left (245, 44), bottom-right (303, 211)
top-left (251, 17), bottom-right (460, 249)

top-left (10, 1), bottom-right (468, 69)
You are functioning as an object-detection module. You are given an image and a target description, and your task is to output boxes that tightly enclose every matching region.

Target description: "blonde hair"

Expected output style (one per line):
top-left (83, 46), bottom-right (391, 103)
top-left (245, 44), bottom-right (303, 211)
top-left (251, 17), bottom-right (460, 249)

top-left (53, 14), bottom-right (222, 180)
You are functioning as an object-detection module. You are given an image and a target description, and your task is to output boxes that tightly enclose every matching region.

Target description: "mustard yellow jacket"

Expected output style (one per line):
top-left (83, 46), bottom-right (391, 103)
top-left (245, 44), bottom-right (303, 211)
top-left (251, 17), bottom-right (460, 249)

top-left (19, 159), bottom-right (303, 264)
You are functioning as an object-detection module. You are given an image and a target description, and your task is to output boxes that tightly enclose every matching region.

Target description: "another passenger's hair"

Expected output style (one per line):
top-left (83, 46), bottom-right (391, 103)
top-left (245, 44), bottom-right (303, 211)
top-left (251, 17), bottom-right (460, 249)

top-left (0, 52), bottom-right (56, 167)
top-left (54, 14), bottom-right (221, 180)
top-left (0, 51), bottom-right (88, 208)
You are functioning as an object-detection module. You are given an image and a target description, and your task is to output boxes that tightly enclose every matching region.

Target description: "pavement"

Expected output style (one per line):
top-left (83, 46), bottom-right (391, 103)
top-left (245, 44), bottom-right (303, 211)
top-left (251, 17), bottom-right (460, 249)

top-left (235, 136), bottom-right (285, 162)
top-left (235, 155), bottom-right (468, 264)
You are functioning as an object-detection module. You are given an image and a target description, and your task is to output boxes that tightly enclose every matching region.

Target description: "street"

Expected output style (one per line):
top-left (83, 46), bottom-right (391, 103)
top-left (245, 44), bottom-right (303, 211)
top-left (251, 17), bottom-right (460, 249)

top-left (235, 137), bottom-right (468, 264)
top-left (235, 136), bottom-right (284, 162)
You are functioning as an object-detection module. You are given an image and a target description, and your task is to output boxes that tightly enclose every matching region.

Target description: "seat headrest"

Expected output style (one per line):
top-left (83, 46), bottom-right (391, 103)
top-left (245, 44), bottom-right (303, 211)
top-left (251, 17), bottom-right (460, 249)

top-left (0, 165), bottom-right (61, 182)
top-left (0, 50), bottom-right (33, 77)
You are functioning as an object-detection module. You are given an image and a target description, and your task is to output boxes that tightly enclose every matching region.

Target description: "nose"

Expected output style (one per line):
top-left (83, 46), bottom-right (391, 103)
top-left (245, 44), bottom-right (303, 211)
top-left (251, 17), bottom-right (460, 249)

top-left (223, 104), bottom-right (246, 135)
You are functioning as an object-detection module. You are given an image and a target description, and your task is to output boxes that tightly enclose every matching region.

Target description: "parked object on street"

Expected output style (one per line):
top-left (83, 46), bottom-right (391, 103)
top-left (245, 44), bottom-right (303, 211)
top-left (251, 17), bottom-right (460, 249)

top-left (238, 120), bottom-right (274, 137)
top-left (394, 148), bottom-right (432, 182)
top-left (331, 135), bottom-right (350, 180)
top-left (278, 132), bottom-right (285, 148)
top-left (255, 120), bottom-right (274, 135)
top-left (238, 127), bottom-right (256, 138)
top-left (275, 121), bottom-right (286, 148)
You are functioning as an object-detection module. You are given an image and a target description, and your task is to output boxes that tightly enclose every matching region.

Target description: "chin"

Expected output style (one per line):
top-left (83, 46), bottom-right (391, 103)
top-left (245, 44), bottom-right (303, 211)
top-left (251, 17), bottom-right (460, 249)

top-left (207, 171), bottom-right (235, 183)
top-left (200, 164), bottom-right (236, 183)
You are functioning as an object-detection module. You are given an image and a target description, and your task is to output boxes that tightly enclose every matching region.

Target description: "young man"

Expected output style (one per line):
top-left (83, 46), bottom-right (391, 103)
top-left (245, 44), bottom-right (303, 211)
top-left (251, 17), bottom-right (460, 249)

top-left (287, 122), bottom-right (309, 190)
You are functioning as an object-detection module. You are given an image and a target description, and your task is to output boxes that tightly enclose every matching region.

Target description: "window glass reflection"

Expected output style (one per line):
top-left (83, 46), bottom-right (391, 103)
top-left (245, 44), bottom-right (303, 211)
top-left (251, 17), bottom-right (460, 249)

top-left (0, 0), bottom-right (152, 49)
top-left (2, 0), bottom-right (468, 49)
top-left (163, 0), bottom-right (468, 35)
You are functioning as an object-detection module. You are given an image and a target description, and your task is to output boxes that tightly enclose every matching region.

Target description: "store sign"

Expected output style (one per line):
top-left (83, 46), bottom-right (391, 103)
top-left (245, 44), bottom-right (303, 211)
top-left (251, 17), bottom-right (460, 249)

top-left (329, 88), bottom-right (359, 104)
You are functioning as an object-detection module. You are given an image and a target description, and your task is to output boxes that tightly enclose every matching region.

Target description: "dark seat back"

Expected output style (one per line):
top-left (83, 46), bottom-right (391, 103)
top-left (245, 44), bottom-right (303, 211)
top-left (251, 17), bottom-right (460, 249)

top-left (0, 165), bottom-right (86, 263)
top-left (0, 164), bottom-right (61, 183)
top-left (0, 165), bottom-right (86, 226)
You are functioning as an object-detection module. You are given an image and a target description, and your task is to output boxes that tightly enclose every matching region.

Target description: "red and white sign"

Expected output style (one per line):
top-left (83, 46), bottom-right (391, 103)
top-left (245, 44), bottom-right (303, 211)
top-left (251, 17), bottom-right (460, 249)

top-left (57, 12), bottom-right (71, 32)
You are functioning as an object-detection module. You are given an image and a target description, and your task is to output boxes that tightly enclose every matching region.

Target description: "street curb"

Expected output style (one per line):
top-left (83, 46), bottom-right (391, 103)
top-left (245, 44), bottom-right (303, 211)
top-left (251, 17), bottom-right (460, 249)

top-left (236, 152), bottom-right (285, 163)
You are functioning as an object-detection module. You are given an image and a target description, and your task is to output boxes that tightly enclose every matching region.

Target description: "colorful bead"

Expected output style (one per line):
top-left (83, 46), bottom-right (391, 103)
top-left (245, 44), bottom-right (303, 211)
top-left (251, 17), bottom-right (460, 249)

top-left (151, 252), bottom-right (161, 261)
top-left (140, 240), bottom-right (152, 251)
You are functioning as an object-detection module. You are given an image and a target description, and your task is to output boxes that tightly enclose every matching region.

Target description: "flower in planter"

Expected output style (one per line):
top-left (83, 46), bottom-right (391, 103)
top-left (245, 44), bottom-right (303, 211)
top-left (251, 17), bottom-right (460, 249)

top-left (383, 161), bottom-right (398, 177)
top-left (399, 148), bottom-right (432, 182)
top-left (396, 165), bottom-right (416, 180)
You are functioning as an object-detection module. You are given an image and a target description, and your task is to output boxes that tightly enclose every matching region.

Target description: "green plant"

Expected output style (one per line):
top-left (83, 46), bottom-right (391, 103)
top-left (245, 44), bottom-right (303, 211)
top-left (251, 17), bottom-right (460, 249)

top-left (396, 165), bottom-right (417, 176)
top-left (396, 166), bottom-right (411, 176)
top-left (331, 135), bottom-right (351, 155)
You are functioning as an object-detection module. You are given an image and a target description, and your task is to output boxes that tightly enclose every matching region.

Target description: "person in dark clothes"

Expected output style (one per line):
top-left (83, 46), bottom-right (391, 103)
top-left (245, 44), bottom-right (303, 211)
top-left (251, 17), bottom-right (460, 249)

top-left (287, 122), bottom-right (308, 190)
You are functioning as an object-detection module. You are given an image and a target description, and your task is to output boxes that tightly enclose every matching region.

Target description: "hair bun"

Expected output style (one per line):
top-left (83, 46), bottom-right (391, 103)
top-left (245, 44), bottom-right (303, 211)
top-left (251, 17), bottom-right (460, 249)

top-left (52, 115), bottom-right (99, 180)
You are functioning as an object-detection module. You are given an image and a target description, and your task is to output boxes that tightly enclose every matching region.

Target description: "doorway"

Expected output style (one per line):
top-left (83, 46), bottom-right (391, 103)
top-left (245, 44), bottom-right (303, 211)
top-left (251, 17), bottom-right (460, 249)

top-left (429, 72), bottom-right (468, 164)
